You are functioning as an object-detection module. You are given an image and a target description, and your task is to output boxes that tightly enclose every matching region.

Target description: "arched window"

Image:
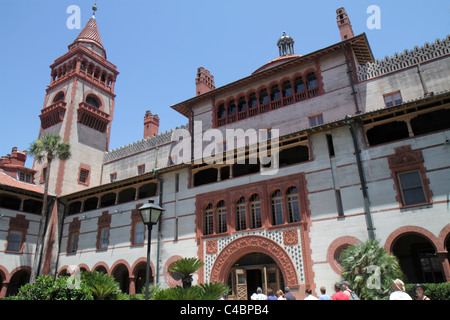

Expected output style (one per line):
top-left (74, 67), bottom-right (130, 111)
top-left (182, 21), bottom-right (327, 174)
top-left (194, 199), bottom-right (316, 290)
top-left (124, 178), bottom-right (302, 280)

top-left (286, 186), bottom-right (301, 223)
top-left (227, 100), bottom-right (236, 115)
top-left (216, 200), bottom-right (227, 234)
top-left (294, 76), bottom-right (305, 93)
top-left (294, 76), bottom-right (306, 101)
top-left (259, 89), bottom-right (269, 105)
top-left (271, 190), bottom-right (284, 225)
top-left (307, 72), bottom-right (319, 97)
top-left (307, 72), bottom-right (318, 89)
top-left (217, 103), bottom-right (226, 120)
top-left (227, 100), bottom-right (236, 123)
top-left (249, 194), bottom-right (262, 229)
top-left (270, 84), bottom-right (280, 101)
top-left (53, 91), bottom-right (65, 103)
top-left (236, 197), bottom-right (246, 231)
top-left (204, 203), bottom-right (214, 235)
top-left (248, 93), bottom-right (257, 109)
top-left (86, 94), bottom-right (100, 108)
top-left (282, 80), bottom-right (293, 97)
top-left (237, 96), bottom-right (247, 112)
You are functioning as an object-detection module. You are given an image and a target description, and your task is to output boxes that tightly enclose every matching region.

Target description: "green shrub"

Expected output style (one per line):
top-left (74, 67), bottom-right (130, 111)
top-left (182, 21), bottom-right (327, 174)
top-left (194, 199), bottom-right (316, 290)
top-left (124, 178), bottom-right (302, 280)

top-left (81, 271), bottom-right (127, 300)
top-left (153, 282), bottom-right (229, 300)
top-left (15, 275), bottom-right (93, 300)
top-left (406, 282), bottom-right (450, 300)
top-left (340, 240), bottom-right (405, 300)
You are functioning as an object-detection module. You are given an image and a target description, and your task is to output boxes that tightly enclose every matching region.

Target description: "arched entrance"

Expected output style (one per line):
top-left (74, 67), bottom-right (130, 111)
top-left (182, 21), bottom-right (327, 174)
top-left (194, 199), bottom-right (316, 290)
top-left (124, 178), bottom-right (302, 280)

top-left (392, 233), bottom-right (445, 283)
top-left (6, 269), bottom-right (30, 297)
top-left (209, 235), bottom-right (299, 300)
top-left (112, 264), bottom-right (130, 294)
top-left (133, 262), bottom-right (151, 294)
top-left (227, 252), bottom-right (285, 300)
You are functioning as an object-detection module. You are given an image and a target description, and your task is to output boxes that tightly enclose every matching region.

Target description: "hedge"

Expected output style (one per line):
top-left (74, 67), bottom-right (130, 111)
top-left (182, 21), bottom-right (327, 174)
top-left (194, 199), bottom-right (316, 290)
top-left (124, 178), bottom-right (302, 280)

top-left (405, 282), bottom-right (450, 300)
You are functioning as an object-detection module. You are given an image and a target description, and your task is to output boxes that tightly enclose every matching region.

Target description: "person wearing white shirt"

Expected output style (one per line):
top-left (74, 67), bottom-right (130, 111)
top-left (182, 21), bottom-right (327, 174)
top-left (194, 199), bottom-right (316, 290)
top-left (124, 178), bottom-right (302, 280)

top-left (304, 289), bottom-right (319, 300)
top-left (389, 279), bottom-right (412, 300)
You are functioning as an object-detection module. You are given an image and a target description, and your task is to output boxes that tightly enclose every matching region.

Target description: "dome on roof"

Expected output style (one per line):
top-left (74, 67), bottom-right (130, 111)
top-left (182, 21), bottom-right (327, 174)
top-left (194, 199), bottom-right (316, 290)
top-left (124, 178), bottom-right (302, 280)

top-left (252, 32), bottom-right (300, 74)
top-left (277, 31), bottom-right (295, 56)
top-left (277, 32), bottom-right (294, 46)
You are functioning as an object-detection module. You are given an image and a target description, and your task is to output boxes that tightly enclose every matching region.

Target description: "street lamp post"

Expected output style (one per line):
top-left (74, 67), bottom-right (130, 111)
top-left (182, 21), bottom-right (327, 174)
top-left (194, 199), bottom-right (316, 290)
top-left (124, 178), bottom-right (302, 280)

top-left (138, 200), bottom-right (164, 300)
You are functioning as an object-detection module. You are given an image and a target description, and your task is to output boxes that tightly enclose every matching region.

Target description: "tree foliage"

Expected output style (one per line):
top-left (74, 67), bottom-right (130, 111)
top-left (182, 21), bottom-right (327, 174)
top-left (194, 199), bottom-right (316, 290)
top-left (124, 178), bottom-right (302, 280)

top-left (15, 275), bottom-right (93, 300)
top-left (28, 133), bottom-right (71, 283)
top-left (82, 271), bottom-right (127, 300)
top-left (153, 282), bottom-right (229, 300)
top-left (169, 257), bottom-right (204, 288)
top-left (339, 240), bottom-right (405, 300)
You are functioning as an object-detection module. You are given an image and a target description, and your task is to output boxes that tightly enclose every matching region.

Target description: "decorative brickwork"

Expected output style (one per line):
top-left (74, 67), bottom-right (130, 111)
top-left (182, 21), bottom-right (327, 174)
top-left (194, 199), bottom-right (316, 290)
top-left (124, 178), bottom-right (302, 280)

top-left (204, 228), bottom-right (303, 286)
top-left (357, 35), bottom-right (450, 81)
top-left (283, 229), bottom-right (299, 246)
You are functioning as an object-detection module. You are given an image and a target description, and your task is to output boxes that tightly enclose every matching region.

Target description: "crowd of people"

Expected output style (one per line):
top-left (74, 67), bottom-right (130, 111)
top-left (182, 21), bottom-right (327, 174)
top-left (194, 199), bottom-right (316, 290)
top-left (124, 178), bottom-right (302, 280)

top-left (240, 279), bottom-right (430, 300)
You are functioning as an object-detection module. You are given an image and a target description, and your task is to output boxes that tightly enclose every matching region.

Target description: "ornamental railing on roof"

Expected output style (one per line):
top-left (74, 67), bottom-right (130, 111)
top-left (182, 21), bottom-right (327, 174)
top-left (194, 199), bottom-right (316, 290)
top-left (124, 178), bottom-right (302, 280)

top-left (357, 35), bottom-right (450, 82)
top-left (103, 125), bottom-right (188, 163)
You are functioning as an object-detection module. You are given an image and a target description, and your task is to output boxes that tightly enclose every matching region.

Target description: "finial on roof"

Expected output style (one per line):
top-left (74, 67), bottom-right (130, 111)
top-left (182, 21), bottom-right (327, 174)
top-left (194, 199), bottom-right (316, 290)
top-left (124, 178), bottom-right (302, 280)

top-left (277, 31), bottom-right (295, 56)
top-left (92, 2), bottom-right (98, 18)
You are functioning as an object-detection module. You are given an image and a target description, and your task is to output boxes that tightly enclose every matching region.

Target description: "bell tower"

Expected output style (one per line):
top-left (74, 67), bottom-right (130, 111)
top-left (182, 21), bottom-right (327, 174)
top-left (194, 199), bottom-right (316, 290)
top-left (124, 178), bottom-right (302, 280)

top-left (34, 5), bottom-right (119, 195)
top-left (336, 7), bottom-right (354, 41)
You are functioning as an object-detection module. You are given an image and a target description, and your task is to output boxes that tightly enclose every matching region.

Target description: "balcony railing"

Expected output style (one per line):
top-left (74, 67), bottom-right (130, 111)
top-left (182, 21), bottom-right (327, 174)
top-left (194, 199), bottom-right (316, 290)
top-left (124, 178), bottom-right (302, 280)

top-left (77, 102), bottom-right (110, 133)
top-left (39, 101), bottom-right (67, 129)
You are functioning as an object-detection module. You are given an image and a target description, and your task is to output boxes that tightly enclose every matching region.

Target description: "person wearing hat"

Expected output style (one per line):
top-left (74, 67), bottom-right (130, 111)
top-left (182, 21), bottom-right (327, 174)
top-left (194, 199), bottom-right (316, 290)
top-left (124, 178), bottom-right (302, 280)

top-left (414, 284), bottom-right (430, 300)
top-left (389, 279), bottom-right (412, 300)
top-left (341, 281), bottom-right (359, 300)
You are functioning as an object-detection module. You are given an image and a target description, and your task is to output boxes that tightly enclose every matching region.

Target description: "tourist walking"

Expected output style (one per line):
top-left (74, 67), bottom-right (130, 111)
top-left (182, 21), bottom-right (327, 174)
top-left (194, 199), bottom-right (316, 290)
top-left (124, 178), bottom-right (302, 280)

top-left (318, 286), bottom-right (332, 300)
top-left (389, 279), bottom-right (412, 300)
top-left (304, 289), bottom-right (318, 300)
top-left (332, 283), bottom-right (349, 300)
top-left (341, 281), bottom-right (359, 300)
top-left (251, 287), bottom-right (267, 300)
top-left (276, 290), bottom-right (286, 300)
top-left (284, 287), bottom-right (296, 300)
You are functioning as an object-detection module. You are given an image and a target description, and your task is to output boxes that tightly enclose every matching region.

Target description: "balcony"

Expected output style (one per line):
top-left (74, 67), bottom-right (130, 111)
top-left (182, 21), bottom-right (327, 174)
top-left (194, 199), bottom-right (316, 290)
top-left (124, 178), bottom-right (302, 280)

top-left (39, 101), bottom-right (67, 129)
top-left (77, 102), bottom-right (110, 133)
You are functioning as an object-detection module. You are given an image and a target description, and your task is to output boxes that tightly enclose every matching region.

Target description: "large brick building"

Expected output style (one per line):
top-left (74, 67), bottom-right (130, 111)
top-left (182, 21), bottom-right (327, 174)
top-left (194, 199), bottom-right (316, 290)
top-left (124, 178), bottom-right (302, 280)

top-left (1, 7), bottom-right (449, 299)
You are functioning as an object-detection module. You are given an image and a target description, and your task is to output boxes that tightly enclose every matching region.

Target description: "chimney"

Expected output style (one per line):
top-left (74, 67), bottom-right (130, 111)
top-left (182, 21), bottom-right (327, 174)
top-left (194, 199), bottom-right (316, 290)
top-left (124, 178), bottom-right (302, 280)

top-left (1, 147), bottom-right (28, 166)
top-left (195, 67), bottom-right (215, 96)
top-left (336, 7), bottom-right (354, 41)
top-left (144, 110), bottom-right (160, 139)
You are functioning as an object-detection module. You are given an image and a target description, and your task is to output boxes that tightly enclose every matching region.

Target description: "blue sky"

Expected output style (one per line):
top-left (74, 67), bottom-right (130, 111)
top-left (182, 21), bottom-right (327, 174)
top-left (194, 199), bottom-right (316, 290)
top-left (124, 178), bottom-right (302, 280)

top-left (0, 0), bottom-right (449, 166)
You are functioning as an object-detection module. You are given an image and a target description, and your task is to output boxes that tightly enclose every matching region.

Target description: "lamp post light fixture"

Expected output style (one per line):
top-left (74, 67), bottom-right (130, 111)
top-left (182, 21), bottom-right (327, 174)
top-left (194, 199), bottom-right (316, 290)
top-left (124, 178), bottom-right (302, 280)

top-left (138, 200), bottom-right (164, 300)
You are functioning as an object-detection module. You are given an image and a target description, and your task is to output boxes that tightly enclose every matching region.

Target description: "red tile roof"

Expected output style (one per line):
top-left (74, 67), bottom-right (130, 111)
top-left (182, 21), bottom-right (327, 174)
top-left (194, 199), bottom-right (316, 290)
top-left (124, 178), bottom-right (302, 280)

top-left (73, 17), bottom-right (104, 49)
top-left (0, 171), bottom-right (45, 195)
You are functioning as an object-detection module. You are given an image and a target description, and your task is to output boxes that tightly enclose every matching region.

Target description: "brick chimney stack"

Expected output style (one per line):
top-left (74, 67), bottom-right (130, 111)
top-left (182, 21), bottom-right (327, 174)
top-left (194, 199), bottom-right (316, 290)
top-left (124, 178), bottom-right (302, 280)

top-left (0, 147), bottom-right (27, 167)
top-left (336, 7), bottom-right (354, 41)
top-left (195, 67), bottom-right (215, 96)
top-left (144, 110), bottom-right (160, 139)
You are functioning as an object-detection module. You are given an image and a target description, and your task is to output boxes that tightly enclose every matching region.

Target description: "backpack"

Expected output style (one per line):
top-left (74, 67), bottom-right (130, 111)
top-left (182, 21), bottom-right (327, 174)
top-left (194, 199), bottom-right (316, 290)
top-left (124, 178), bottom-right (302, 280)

top-left (349, 291), bottom-right (360, 300)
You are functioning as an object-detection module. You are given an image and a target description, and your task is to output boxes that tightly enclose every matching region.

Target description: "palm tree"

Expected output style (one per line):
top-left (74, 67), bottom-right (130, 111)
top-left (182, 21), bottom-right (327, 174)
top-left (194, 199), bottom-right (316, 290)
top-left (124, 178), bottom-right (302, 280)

top-left (169, 257), bottom-right (204, 288)
top-left (339, 240), bottom-right (405, 300)
top-left (82, 271), bottom-right (127, 300)
top-left (28, 133), bottom-right (71, 283)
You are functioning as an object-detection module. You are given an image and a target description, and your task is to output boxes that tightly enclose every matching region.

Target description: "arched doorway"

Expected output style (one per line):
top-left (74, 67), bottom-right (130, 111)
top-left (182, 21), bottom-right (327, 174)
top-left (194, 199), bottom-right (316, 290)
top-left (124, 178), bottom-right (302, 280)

top-left (392, 233), bottom-right (445, 283)
top-left (112, 264), bottom-right (130, 294)
top-left (227, 252), bottom-right (284, 300)
top-left (133, 262), bottom-right (151, 294)
top-left (6, 269), bottom-right (30, 297)
top-left (209, 235), bottom-right (299, 300)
